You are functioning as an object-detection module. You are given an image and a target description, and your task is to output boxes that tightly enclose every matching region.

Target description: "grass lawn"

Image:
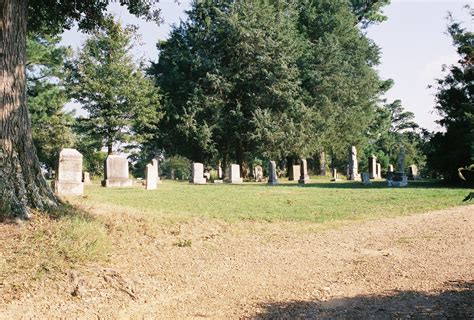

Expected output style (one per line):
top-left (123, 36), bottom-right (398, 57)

top-left (79, 178), bottom-right (472, 224)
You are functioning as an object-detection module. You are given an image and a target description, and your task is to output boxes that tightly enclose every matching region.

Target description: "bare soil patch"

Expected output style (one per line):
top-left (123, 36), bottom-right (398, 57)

top-left (1, 205), bottom-right (473, 319)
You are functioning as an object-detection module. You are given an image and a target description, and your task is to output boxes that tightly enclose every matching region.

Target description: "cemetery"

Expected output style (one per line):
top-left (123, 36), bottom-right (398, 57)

top-left (0, 0), bottom-right (472, 318)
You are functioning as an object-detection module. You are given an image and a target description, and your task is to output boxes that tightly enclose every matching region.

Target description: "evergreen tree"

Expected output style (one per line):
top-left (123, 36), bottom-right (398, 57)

top-left (296, 0), bottom-right (385, 164)
top-left (152, 1), bottom-right (306, 175)
top-left (67, 17), bottom-right (162, 155)
top-left (27, 34), bottom-right (75, 171)
top-left (428, 10), bottom-right (473, 181)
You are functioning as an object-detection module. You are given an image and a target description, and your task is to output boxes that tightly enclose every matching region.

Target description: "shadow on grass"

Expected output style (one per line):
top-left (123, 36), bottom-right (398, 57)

top-left (253, 281), bottom-right (474, 319)
top-left (234, 180), bottom-right (464, 190)
top-left (45, 199), bottom-right (96, 221)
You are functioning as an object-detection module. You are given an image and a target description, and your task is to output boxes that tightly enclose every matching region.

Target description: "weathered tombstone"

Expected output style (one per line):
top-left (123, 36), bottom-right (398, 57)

top-left (217, 166), bottom-right (223, 179)
top-left (361, 172), bottom-right (371, 185)
top-left (289, 164), bottom-right (301, 181)
top-left (388, 164), bottom-right (394, 172)
top-left (52, 148), bottom-right (84, 195)
top-left (83, 172), bottom-right (92, 185)
top-left (102, 154), bottom-right (133, 187)
top-left (330, 168), bottom-right (339, 182)
top-left (348, 146), bottom-right (359, 180)
top-left (397, 147), bottom-right (406, 172)
top-left (388, 147), bottom-right (408, 187)
top-left (254, 165), bottom-right (264, 182)
top-left (298, 159), bottom-right (310, 184)
top-left (228, 164), bottom-right (243, 184)
top-left (368, 155), bottom-right (377, 179)
top-left (191, 162), bottom-right (206, 184)
top-left (408, 164), bottom-right (419, 180)
top-left (319, 151), bottom-right (327, 176)
top-left (267, 161), bottom-right (278, 185)
top-left (145, 159), bottom-right (158, 190)
top-left (376, 163), bottom-right (382, 179)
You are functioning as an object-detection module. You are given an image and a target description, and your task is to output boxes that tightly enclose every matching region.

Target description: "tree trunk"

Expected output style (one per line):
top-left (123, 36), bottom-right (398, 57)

top-left (0, 0), bottom-right (59, 219)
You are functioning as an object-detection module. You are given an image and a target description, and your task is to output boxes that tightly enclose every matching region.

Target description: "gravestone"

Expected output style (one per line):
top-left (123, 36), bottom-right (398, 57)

top-left (361, 172), bottom-right (371, 185)
top-left (289, 164), bottom-right (301, 181)
top-left (319, 151), bottom-right (327, 176)
top-left (388, 164), bottom-right (394, 172)
top-left (331, 168), bottom-right (339, 182)
top-left (52, 148), bottom-right (84, 195)
top-left (145, 159), bottom-right (159, 190)
top-left (348, 146), bottom-right (359, 180)
top-left (268, 161), bottom-right (278, 185)
top-left (218, 166), bottom-right (223, 179)
top-left (254, 165), bottom-right (264, 182)
top-left (368, 155), bottom-right (377, 179)
top-left (83, 172), bottom-right (92, 185)
top-left (408, 164), bottom-right (419, 180)
top-left (228, 164), bottom-right (243, 184)
top-left (298, 159), bottom-right (310, 184)
top-left (376, 163), bottom-right (382, 179)
top-left (204, 170), bottom-right (211, 181)
top-left (191, 162), bottom-right (206, 184)
top-left (388, 147), bottom-right (408, 187)
top-left (102, 154), bottom-right (133, 187)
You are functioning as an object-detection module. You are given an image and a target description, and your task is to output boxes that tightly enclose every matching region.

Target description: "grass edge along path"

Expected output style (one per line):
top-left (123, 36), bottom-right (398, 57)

top-left (78, 179), bottom-right (472, 225)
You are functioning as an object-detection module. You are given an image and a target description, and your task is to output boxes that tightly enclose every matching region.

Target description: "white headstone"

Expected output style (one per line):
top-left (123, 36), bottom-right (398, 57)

top-left (52, 148), bottom-right (84, 195)
top-left (102, 154), bottom-right (133, 187)
top-left (254, 165), bottom-right (264, 182)
top-left (228, 164), bottom-right (243, 184)
top-left (348, 146), bottom-right (359, 180)
top-left (289, 164), bottom-right (300, 181)
top-left (145, 159), bottom-right (158, 190)
top-left (191, 162), bottom-right (206, 184)
top-left (82, 172), bottom-right (92, 185)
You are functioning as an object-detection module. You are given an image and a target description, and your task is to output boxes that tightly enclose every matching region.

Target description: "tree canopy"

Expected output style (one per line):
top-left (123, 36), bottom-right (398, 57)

top-left (427, 9), bottom-right (473, 181)
top-left (150, 0), bottom-right (388, 176)
top-left (67, 17), bottom-right (162, 155)
top-left (26, 34), bottom-right (75, 170)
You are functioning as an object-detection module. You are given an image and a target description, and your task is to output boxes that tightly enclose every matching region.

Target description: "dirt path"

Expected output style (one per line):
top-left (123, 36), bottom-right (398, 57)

top-left (1, 205), bottom-right (473, 319)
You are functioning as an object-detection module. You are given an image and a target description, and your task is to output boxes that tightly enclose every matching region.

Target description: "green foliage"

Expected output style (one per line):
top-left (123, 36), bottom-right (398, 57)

top-left (427, 9), bottom-right (473, 181)
top-left (297, 0), bottom-right (384, 162)
top-left (152, 0), bottom-right (386, 175)
top-left (350, 0), bottom-right (390, 27)
top-left (28, 0), bottom-right (162, 36)
top-left (363, 99), bottom-right (426, 172)
top-left (160, 155), bottom-right (192, 180)
top-left (67, 17), bottom-right (162, 154)
top-left (152, 1), bottom-right (305, 168)
top-left (26, 34), bottom-right (75, 169)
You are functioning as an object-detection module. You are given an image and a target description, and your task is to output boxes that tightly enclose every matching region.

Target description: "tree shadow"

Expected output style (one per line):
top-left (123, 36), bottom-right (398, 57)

top-left (253, 281), bottom-right (474, 319)
top-left (237, 180), bottom-right (464, 190)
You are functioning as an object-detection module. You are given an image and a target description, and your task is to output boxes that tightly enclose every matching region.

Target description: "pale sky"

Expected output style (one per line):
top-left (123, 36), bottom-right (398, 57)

top-left (61, 0), bottom-right (473, 132)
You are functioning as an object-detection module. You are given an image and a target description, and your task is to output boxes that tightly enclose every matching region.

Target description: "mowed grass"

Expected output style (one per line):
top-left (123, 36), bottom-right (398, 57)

top-left (81, 178), bottom-right (472, 224)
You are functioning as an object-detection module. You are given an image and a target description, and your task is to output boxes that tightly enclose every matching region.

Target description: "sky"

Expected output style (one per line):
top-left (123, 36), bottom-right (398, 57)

top-left (61, 0), bottom-right (472, 131)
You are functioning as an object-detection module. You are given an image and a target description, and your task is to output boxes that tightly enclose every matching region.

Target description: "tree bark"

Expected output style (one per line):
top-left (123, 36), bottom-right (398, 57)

top-left (0, 0), bottom-right (59, 219)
